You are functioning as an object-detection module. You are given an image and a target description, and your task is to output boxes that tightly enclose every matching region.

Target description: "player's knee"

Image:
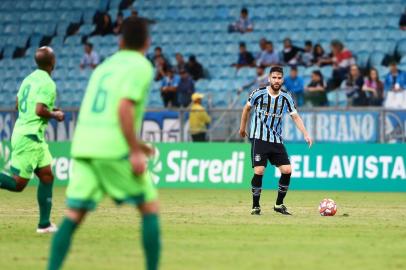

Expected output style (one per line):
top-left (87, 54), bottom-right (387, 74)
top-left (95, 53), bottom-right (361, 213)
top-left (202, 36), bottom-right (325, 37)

top-left (40, 173), bottom-right (54, 184)
top-left (254, 166), bottom-right (265, 175)
top-left (66, 209), bottom-right (87, 224)
top-left (139, 201), bottom-right (159, 215)
top-left (280, 166), bottom-right (292, 175)
top-left (15, 182), bottom-right (27, 192)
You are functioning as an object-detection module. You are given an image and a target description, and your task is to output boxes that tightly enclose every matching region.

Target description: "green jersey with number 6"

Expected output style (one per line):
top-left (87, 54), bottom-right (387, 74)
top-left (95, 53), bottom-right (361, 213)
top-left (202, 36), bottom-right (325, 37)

top-left (13, 69), bottom-right (56, 142)
top-left (71, 50), bottom-right (153, 159)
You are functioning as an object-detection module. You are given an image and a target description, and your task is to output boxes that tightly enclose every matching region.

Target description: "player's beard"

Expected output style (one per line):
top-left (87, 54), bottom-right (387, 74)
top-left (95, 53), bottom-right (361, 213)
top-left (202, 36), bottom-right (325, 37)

top-left (271, 83), bottom-right (281, 91)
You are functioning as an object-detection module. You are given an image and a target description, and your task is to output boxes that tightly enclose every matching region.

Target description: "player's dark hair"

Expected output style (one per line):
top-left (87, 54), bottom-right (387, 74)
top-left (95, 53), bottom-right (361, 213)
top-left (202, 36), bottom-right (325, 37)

top-left (270, 66), bottom-right (283, 75)
top-left (122, 17), bottom-right (149, 50)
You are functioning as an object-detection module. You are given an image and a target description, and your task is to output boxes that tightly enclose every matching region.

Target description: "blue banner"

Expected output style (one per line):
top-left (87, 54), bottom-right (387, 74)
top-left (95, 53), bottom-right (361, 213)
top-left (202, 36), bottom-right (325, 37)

top-left (0, 111), bottom-right (14, 141)
top-left (283, 111), bottom-right (379, 143)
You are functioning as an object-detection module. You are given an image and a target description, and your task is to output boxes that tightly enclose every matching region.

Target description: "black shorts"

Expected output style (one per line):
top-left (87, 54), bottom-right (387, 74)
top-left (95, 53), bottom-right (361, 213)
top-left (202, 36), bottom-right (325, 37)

top-left (251, 139), bottom-right (290, 168)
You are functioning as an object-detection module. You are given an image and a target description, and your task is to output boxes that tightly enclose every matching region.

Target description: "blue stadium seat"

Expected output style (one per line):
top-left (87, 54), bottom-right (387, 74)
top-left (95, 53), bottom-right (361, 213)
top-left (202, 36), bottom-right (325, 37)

top-left (368, 51), bottom-right (385, 67)
top-left (328, 89), bottom-right (348, 107)
top-left (355, 51), bottom-right (370, 68)
top-left (65, 35), bottom-right (82, 46)
top-left (51, 36), bottom-right (65, 47)
top-left (27, 34), bottom-right (41, 48)
top-left (396, 40), bottom-right (406, 58)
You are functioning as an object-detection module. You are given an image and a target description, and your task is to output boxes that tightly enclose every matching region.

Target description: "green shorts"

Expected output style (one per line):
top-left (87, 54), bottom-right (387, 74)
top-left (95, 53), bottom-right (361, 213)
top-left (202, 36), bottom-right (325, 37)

top-left (66, 158), bottom-right (158, 211)
top-left (10, 135), bottom-right (52, 179)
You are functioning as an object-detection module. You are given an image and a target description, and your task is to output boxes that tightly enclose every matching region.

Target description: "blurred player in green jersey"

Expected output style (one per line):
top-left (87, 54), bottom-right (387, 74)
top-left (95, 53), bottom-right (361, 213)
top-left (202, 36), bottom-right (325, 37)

top-left (48, 17), bottom-right (160, 270)
top-left (0, 46), bottom-right (64, 233)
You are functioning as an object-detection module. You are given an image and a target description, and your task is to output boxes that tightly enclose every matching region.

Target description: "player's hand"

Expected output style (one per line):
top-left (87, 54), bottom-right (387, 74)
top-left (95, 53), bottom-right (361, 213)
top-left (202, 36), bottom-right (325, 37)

top-left (130, 149), bottom-right (147, 176)
top-left (140, 143), bottom-right (156, 157)
top-left (54, 111), bottom-right (65, 122)
top-left (305, 134), bottom-right (313, 148)
top-left (239, 128), bottom-right (247, 138)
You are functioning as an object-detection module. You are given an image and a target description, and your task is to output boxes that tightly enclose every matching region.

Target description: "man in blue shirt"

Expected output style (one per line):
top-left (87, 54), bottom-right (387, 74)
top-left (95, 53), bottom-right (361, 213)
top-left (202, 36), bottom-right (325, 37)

top-left (257, 41), bottom-right (280, 68)
top-left (232, 42), bottom-right (255, 69)
top-left (161, 68), bottom-right (180, 108)
top-left (177, 69), bottom-right (195, 107)
top-left (384, 63), bottom-right (406, 92)
top-left (228, 8), bottom-right (253, 33)
top-left (239, 66), bottom-right (312, 216)
top-left (284, 66), bottom-right (304, 106)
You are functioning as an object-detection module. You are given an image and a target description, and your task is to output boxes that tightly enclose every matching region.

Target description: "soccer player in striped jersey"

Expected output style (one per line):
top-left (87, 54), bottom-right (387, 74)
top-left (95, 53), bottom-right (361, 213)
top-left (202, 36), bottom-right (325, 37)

top-left (239, 66), bottom-right (312, 215)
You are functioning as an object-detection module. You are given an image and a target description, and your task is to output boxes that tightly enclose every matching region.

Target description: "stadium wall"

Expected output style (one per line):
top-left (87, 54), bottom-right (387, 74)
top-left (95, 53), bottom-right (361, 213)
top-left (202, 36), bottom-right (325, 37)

top-left (1, 142), bottom-right (405, 192)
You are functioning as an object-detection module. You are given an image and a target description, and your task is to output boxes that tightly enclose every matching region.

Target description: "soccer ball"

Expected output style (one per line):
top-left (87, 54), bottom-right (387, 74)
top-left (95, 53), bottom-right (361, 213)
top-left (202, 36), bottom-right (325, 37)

top-left (319, 198), bottom-right (337, 216)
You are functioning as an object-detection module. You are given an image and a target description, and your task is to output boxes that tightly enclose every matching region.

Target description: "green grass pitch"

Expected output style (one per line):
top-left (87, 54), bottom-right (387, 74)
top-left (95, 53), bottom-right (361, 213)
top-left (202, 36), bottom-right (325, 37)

top-left (0, 187), bottom-right (405, 270)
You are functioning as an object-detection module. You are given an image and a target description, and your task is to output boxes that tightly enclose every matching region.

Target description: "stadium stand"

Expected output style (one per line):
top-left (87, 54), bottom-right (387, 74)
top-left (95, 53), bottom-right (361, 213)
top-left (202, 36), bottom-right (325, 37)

top-left (0, 0), bottom-right (406, 108)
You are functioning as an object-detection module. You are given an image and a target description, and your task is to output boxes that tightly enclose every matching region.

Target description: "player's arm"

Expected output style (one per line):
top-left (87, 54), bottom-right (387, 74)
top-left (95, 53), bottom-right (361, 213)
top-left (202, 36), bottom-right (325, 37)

top-left (35, 103), bottom-right (64, 121)
top-left (118, 99), bottom-right (148, 175)
top-left (291, 113), bottom-right (313, 147)
top-left (239, 103), bottom-right (251, 137)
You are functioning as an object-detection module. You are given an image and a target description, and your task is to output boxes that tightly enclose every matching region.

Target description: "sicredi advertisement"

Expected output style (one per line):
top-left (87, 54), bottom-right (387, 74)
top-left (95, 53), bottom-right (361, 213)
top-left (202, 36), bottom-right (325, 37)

top-left (1, 142), bottom-right (405, 191)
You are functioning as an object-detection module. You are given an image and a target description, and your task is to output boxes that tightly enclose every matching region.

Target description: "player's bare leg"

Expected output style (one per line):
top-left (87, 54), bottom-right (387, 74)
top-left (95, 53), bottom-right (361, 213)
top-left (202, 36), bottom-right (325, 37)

top-left (48, 208), bottom-right (88, 270)
top-left (251, 166), bottom-right (264, 215)
top-left (35, 165), bottom-right (57, 232)
top-left (138, 200), bottom-right (161, 270)
top-left (274, 164), bottom-right (292, 215)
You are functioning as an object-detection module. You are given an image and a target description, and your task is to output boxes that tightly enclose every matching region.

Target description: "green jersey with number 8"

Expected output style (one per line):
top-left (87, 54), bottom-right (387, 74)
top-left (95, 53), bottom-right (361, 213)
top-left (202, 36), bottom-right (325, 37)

top-left (71, 50), bottom-right (153, 159)
top-left (13, 69), bottom-right (56, 142)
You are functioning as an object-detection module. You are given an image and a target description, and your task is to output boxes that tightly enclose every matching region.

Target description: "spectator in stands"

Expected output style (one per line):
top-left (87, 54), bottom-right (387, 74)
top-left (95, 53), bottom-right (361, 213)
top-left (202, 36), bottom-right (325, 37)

top-left (91, 13), bottom-right (114, 36)
top-left (228, 8), bottom-right (253, 33)
top-left (301, 40), bottom-right (313, 66)
top-left (313, 43), bottom-right (327, 66)
top-left (177, 69), bottom-right (195, 107)
top-left (362, 68), bottom-right (384, 106)
top-left (281, 38), bottom-right (302, 66)
top-left (326, 40), bottom-right (356, 90)
top-left (174, 53), bottom-right (186, 74)
top-left (189, 93), bottom-right (211, 142)
top-left (113, 12), bottom-right (124, 34)
top-left (255, 38), bottom-right (267, 62)
top-left (399, 8), bottom-right (406, 30)
top-left (341, 64), bottom-right (366, 106)
top-left (80, 43), bottom-right (99, 69)
top-left (284, 66), bottom-right (304, 106)
top-left (232, 42), bottom-right (255, 69)
top-left (238, 66), bottom-right (268, 93)
top-left (304, 70), bottom-right (328, 106)
top-left (384, 62), bottom-right (406, 91)
top-left (160, 68), bottom-right (180, 108)
top-left (257, 41), bottom-right (280, 67)
top-left (186, 55), bottom-right (204, 81)
top-left (155, 56), bottom-right (170, 81)
top-left (151, 46), bottom-right (169, 67)
top-left (131, 9), bottom-right (139, 17)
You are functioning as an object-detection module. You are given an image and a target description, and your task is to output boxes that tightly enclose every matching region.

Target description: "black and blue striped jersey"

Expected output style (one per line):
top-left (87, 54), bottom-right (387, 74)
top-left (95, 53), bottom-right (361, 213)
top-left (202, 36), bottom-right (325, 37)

top-left (247, 86), bottom-right (297, 143)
